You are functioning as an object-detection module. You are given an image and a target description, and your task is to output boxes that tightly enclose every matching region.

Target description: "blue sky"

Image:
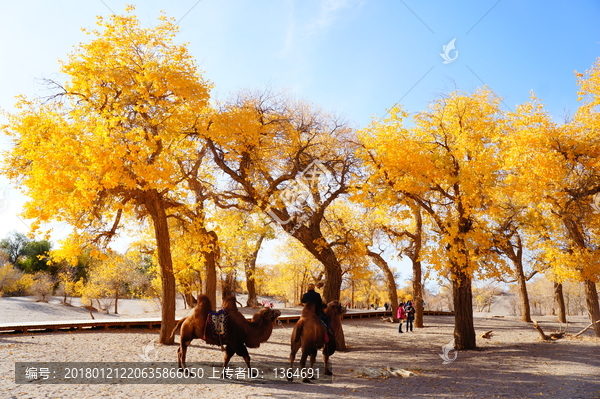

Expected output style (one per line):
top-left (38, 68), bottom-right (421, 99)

top-left (1, 0), bottom-right (599, 279)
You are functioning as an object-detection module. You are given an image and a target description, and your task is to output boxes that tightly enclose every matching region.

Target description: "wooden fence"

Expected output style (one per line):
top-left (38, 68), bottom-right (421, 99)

top-left (0, 310), bottom-right (454, 334)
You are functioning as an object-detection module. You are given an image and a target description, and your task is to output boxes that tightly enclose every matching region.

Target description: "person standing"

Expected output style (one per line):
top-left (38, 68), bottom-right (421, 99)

top-left (405, 300), bottom-right (415, 332)
top-left (397, 301), bottom-right (406, 333)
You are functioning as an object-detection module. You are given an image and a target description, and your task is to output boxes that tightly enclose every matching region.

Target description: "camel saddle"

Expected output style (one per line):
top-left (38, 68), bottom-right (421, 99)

top-left (205, 309), bottom-right (229, 342)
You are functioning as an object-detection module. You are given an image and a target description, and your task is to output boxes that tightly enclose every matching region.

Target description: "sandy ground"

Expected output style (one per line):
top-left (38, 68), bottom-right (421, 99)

top-left (1, 296), bottom-right (599, 399)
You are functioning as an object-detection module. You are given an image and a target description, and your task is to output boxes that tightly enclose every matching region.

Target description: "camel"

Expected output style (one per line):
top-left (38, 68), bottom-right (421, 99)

top-left (170, 294), bottom-right (281, 370)
top-left (288, 300), bottom-right (346, 382)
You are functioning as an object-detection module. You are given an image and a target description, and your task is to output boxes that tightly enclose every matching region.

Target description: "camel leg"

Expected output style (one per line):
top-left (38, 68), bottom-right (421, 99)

top-left (323, 350), bottom-right (332, 376)
top-left (178, 340), bottom-right (191, 370)
top-left (238, 345), bottom-right (251, 369)
top-left (300, 347), bottom-right (314, 383)
top-left (288, 342), bottom-right (300, 382)
top-left (307, 349), bottom-right (318, 382)
top-left (223, 345), bottom-right (236, 369)
top-left (177, 346), bottom-right (183, 369)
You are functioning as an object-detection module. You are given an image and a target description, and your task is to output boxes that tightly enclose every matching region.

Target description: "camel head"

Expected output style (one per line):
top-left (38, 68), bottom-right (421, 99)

top-left (252, 307), bottom-right (281, 324)
top-left (327, 300), bottom-right (346, 315)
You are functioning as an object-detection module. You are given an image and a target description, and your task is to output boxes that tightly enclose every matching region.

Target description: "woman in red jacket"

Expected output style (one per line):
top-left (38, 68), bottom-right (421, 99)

top-left (396, 302), bottom-right (406, 333)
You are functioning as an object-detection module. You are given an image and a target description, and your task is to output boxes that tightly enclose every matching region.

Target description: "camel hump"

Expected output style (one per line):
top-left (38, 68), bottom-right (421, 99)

top-left (222, 295), bottom-right (238, 311)
top-left (301, 301), bottom-right (318, 317)
top-left (196, 294), bottom-right (212, 309)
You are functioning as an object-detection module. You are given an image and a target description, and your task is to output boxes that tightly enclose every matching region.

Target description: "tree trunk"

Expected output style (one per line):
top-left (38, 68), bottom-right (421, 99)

top-left (412, 259), bottom-right (424, 328)
top-left (114, 288), bottom-right (119, 315)
top-left (333, 313), bottom-right (346, 351)
top-left (221, 270), bottom-right (237, 300)
top-left (554, 282), bottom-right (567, 323)
top-left (267, 208), bottom-right (346, 348)
top-left (245, 235), bottom-right (264, 307)
top-left (317, 249), bottom-right (342, 304)
top-left (367, 251), bottom-right (399, 321)
top-left (202, 230), bottom-right (218, 309)
top-left (583, 278), bottom-right (600, 337)
top-left (561, 215), bottom-right (597, 331)
top-left (291, 224), bottom-right (342, 303)
top-left (511, 234), bottom-right (532, 323)
top-left (245, 269), bottom-right (258, 307)
top-left (145, 190), bottom-right (176, 345)
top-left (451, 266), bottom-right (476, 350)
top-left (183, 292), bottom-right (196, 309)
top-left (409, 204), bottom-right (425, 328)
top-left (515, 262), bottom-right (532, 322)
top-left (289, 224), bottom-right (346, 349)
top-left (499, 230), bottom-right (532, 322)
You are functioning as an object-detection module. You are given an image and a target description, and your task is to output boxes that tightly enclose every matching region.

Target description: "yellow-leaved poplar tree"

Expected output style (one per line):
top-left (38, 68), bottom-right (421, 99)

top-left (359, 88), bottom-right (506, 350)
top-left (1, 7), bottom-right (211, 343)
top-left (502, 62), bottom-right (600, 335)
top-left (203, 90), bottom-right (359, 303)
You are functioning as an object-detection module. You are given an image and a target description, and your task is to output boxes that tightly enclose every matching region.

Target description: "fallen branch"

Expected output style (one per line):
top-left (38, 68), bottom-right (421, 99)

top-left (573, 320), bottom-right (600, 337)
top-left (532, 322), bottom-right (548, 340)
top-left (481, 330), bottom-right (493, 339)
top-left (354, 367), bottom-right (414, 378)
top-left (532, 322), bottom-right (564, 340)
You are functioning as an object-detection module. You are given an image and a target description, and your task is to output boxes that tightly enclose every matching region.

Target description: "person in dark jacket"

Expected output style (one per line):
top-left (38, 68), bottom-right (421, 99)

top-left (404, 301), bottom-right (415, 332)
top-left (301, 283), bottom-right (332, 334)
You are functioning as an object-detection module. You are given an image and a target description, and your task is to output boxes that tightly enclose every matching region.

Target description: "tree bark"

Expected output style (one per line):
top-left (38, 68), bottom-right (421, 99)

top-left (181, 293), bottom-right (189, 309)
top-left (88, 299), bottom-right (95, 320)
top-left (412, 260), bottom-right (424, 328)
top-left (245, 235), bottom-right (264, 307)
top-left (496, 229), bottom-right (533, 322)
top-left (562, 216), bottom-right (598, 334)
top-left (333, 312), bottom-right (346, 351)
top-left (202, 230), bottom-right (218, 309)
top-left (583, 278), bottom-right (600, 337)
top-left (366, 251), bottom-right (399, 321)
top-left (451, 265), bottom-right (476, 350)
top-left (554, 282), bottom-right (567, 323)
top-left (283, 222), bottom-right (346, 349)
top-left (144, 190), bottom-right (176, 345)
top-left (509, 234), bottom-right (532, 323)
top-left (221, 270), bottom-right (237, 300)
top-left (532, 321), bottom-right (549, 340)
top-left (574, 320), bottom-right (600, 337)
top-left (114, 289), bottom-right (119, 315)
top-left (409, 204), bottom-right (425, 328)
top-left (514, 260), bottom-right (532, 322)
top-left (291, 224), bottom-right (342, 303)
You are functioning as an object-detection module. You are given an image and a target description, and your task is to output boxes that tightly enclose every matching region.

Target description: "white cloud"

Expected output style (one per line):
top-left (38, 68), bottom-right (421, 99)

top-left (310, 0), bottom-right (354, 32)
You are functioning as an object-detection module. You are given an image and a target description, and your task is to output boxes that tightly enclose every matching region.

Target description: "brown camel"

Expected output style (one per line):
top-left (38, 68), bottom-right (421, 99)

top-left (170, 294), bottom-right (281, 369)
top-left (288, 300), bottom-right (346, 382)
